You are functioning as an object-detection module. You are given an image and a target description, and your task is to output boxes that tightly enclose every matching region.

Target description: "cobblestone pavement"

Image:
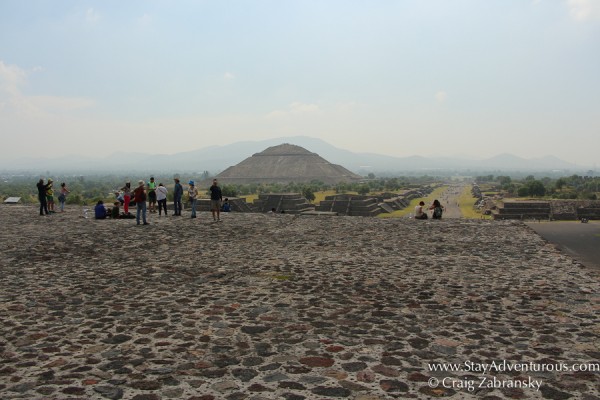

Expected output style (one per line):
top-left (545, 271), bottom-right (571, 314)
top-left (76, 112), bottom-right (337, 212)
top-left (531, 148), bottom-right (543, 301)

top-left (1, 205), bottom-right (598, 399)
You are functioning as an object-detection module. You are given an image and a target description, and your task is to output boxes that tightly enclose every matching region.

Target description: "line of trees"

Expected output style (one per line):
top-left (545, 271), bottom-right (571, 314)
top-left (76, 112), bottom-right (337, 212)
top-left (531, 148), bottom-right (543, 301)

top-left (475, 174), bottom-right (599, 200)
top-left (1, 173), bottom-right (444, 205)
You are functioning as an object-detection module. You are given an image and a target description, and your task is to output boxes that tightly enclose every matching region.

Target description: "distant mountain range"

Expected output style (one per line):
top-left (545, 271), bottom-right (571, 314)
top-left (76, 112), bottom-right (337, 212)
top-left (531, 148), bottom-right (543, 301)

top-left (1, 136), bottom-right (586, 175)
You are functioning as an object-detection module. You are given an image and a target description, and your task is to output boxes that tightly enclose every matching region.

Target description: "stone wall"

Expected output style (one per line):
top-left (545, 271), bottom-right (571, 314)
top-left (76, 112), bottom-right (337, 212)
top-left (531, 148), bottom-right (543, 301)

top-left (493, 200), bottom-right (600, 220)
top-left (251, 193), bottom-right (315, 214)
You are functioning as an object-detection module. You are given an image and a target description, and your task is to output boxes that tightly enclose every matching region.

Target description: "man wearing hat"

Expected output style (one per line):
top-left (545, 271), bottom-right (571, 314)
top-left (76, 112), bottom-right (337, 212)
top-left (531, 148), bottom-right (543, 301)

top-left (173, 178), bottom-right (183, 216)
top-left (188, 180), bottom-right (198, 219)
top-left (133, 180), bottom-right (149, 225)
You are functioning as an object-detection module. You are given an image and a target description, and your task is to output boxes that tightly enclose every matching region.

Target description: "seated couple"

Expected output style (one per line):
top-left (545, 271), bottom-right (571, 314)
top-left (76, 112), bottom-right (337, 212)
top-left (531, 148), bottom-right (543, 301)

top-left (95, 200), bottom-right (124, 219)
top-left (415, 200), bottom-right (444, 220)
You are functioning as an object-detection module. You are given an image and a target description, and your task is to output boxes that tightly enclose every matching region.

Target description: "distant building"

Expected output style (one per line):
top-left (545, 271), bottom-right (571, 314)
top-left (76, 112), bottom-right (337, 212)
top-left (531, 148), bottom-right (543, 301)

top-left (215, 143), bottom-right (362, 185)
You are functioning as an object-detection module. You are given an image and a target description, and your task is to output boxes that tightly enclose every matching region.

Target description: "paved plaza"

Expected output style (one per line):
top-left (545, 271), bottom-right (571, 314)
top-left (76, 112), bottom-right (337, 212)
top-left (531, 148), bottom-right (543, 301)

top-left (0, 205), bottom-right (598, 399)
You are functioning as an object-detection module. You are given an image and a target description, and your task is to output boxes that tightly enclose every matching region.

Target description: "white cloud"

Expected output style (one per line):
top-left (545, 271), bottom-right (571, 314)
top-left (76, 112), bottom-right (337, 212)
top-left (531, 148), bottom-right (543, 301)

top-left (566, 0), bottom-right (600, 21)
top-left (138, 13), bottom-right (153, 27)
top-left (266, 102), bottom-right (320, 119)
top-left (0, 61), bottom-right (27, 97)
top-left (0, 60), bottom-right (94, 117)
top-left (85, 8), bottom-right (100, 24)
top-left (224, 72), bottom-right (235, 80)
top-left (435, 91), bottom-right (448, 102)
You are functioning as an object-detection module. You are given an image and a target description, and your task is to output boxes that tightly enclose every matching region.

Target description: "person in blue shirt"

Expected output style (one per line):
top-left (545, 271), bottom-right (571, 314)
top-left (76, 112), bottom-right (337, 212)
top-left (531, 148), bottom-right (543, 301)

top-left (173, 178), bottom-right (183, 216)
top-left (95, 200), bottom-right (108, 219)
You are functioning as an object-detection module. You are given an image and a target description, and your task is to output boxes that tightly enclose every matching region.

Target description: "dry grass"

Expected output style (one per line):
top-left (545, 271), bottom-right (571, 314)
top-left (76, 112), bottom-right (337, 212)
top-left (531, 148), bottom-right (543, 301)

top-left (377, 186), bottom-right (446, 219)
top-left (459, 185), bottom-right (491, 219)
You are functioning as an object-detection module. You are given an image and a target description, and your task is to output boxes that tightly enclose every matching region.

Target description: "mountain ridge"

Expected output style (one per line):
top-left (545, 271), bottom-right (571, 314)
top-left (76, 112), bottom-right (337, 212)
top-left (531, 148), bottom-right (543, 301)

top-left (1, 136), bottom-right (584, 174)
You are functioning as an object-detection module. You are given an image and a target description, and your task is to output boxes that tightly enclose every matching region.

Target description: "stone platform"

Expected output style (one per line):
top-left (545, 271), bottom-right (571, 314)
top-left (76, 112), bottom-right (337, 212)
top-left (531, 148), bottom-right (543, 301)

top-left (0, 206), bottom-right (598, 399)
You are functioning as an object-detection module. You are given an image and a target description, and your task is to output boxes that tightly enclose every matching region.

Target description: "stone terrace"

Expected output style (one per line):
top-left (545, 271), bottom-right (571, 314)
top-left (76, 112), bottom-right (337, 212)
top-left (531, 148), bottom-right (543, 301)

top-left (0, 206), bottom-right (599, 400)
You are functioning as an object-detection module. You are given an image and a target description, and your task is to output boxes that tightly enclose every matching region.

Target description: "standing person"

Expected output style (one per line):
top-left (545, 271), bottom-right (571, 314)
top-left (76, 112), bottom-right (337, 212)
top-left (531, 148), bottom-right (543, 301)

top-left (46, 178), bottom-right (55, 213)
top-left (37, 179), bottom-right (49, 216)
top-left (188, 181), bottom-right (198, 219)
top-left (209, 179), bottom-right (223, 222)
top-left (58, 182), bottom-right (70, 212)
top-left (147, 177), bottom-right (157, 213)
top-left (429, 199), bottom-right (445, 220)
top-left (414, 201), bottom-right (428, 220)
top-left (172, 178), bottom-right (183, 216)
top-left (134, 180), bottom-right (149, 225)
top-left (121, 182), bottom-right (132, 215)
top-left (156, 183), bottom-right (168, 216)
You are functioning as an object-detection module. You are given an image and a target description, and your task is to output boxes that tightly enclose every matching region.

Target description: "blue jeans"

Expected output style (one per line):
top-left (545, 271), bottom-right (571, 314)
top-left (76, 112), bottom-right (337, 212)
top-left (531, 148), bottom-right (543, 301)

top-left (190, 199), bottom-right (197, 217)
top-left (136, 201), bottom-right (147, 224)
top-left (173, 196), bottom-right (182, 215)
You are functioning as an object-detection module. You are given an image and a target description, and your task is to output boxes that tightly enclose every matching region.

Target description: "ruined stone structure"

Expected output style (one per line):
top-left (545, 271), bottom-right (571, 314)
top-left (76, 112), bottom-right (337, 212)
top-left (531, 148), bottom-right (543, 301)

top-left (315, 187), bottom-right (434, 216)
top-left (493, 199), bottom-right (600, 220)
top-left (215, 144), bottom-right (362, 185)
top-left (315, 194), bottom-right (381, 216)
top-left (250, 193), bottom-right (314, 214)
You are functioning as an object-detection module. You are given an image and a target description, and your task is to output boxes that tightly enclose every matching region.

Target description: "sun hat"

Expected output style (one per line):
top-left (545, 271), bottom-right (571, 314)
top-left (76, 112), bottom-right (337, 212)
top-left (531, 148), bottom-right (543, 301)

top-left (138, 180), bottom-right (144, 186)
top-left (188, 180), bottom-right (194, 185)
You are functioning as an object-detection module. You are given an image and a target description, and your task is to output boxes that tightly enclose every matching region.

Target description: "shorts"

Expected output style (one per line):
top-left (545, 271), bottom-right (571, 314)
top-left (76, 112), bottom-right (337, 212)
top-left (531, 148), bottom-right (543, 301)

top-left (211, 200), bottom-right (221, 210)
top-left (148, 191), bottom-right (157, 201)
top-left (46, 195), bottom-right (54, 203)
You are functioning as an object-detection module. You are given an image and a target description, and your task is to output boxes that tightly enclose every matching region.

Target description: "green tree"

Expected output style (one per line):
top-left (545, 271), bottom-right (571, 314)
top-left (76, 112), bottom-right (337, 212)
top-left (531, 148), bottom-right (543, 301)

top-left (517, 186), bottom-right (529, 197)
top-left (527, 180), bottom-right (546, 197)
top-left (302, 187), bottom-right (315, 202)
top-left (357, 184), bottom-right (370, 195)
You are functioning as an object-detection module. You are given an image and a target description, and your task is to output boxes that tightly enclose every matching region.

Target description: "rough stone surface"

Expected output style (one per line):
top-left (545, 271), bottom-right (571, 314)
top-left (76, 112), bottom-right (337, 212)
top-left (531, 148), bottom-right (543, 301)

top-left (0, 205), bottom-right (598, 399)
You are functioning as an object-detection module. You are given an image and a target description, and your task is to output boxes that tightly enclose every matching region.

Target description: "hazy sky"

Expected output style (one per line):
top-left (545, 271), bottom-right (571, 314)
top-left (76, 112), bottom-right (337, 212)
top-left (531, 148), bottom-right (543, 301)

top-left (1, 0), bottom-right (599, 166)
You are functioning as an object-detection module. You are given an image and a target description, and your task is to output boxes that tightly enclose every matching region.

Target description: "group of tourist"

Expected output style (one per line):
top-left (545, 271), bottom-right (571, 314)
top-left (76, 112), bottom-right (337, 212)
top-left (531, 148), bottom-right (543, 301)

top-left (37, 177), bottom-right (225, 225)
top-left (414, 199), bottom-right (445, 220)
top-left (36, 178), bottom-right (70, 215)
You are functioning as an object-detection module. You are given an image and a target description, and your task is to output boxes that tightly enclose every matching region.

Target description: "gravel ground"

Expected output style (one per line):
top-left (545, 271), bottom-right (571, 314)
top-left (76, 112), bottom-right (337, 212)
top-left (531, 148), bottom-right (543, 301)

top-left (0, 205), bottom-right (598, 399)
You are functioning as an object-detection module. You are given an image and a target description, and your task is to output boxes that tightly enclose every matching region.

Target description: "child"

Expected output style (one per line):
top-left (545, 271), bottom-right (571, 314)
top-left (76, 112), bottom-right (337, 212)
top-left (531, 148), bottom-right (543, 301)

top-left (222, 198), bottom-right (231, 212)
top-left (111, 201), bottom-right (120, 219)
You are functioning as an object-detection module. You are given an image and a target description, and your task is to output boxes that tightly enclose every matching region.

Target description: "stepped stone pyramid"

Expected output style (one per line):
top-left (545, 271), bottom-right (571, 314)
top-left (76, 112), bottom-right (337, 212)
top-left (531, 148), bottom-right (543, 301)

top-left (215, 143), bottom-right (362, 184)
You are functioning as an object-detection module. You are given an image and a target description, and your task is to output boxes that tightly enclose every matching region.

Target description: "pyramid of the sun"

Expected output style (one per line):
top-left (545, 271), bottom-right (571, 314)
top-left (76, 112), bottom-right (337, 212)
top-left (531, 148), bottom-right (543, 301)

top-left (215, 143), bottom-right (362, 184)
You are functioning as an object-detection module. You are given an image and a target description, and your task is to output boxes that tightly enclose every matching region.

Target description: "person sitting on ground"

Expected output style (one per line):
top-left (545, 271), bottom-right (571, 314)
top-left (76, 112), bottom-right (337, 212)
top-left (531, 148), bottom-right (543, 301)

top-left (221, 198), bottom-right (231, 212)
top-left (115, 191), bottom-right (124, 206)
top-left (415, 201), bottom-right (428, 220)
top-left (111, 202), bottom-right (120, 219)
top-left (429, 199), bottom-right (444, 220)
top-left (95, 200), bottom-right (108, 219)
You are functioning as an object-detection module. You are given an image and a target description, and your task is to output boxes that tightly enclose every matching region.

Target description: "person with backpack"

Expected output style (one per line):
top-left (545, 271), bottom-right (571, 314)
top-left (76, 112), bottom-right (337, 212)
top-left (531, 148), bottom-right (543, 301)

top-left (429, 199), bottom-right (445, 220)
top-left (134, 180), bottom-right (149, 225)
top-left (173, 178), bottom-right (183, 216)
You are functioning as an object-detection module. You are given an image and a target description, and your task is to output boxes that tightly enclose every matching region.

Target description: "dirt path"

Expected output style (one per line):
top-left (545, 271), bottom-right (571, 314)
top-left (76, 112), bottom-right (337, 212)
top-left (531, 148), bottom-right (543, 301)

top-left (435, 184), bottom-right (465, 219)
